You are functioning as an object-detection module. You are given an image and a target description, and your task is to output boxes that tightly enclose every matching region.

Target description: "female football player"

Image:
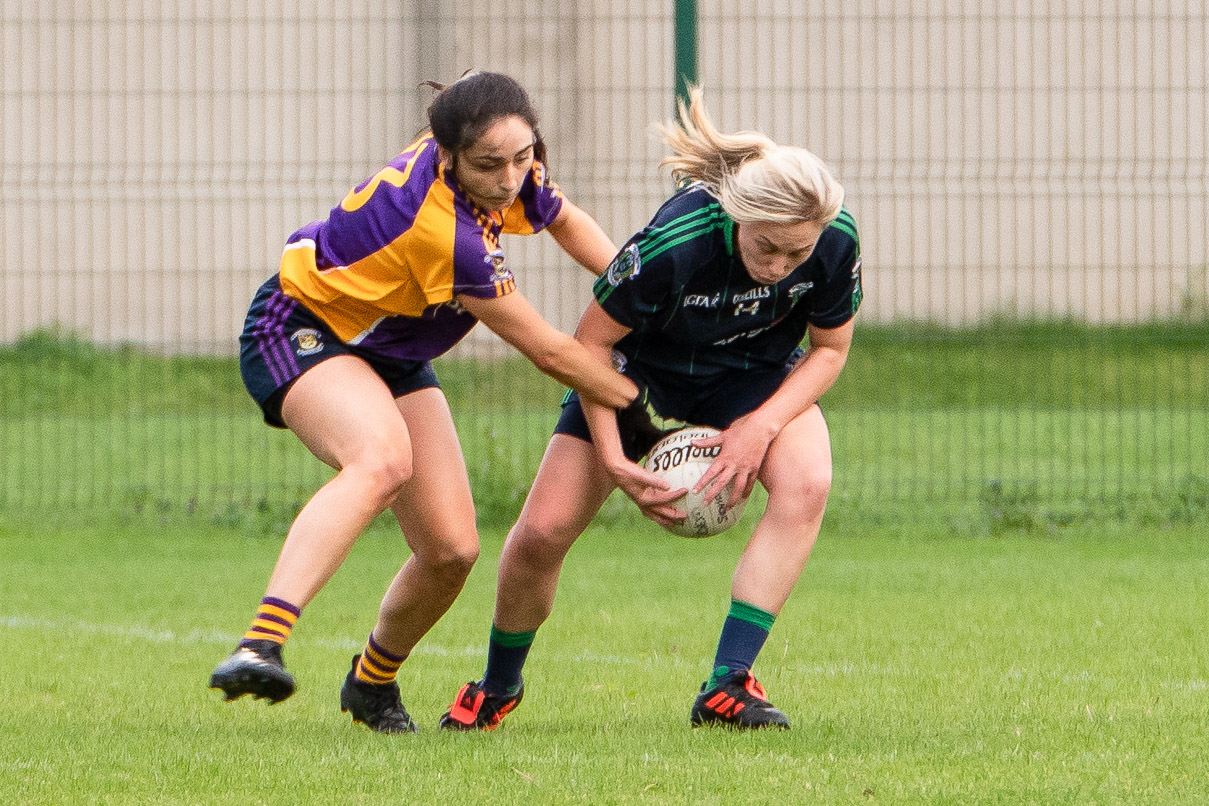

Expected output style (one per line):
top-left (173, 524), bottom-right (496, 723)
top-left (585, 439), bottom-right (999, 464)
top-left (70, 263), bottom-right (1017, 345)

top-left (441, 87), bottom-right (862, 731)
top-left (209, 72), bottom-right (651, 733)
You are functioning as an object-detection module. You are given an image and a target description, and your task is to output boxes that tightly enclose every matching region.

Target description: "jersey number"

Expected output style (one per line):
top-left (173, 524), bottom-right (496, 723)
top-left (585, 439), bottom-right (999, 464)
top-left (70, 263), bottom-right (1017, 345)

top-left (340, 143), bottom-right (430, 212)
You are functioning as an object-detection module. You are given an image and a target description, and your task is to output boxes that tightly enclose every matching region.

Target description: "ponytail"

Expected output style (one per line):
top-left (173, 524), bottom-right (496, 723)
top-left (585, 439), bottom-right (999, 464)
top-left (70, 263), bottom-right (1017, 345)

top-left (659, 87), bottom-right (844, 226)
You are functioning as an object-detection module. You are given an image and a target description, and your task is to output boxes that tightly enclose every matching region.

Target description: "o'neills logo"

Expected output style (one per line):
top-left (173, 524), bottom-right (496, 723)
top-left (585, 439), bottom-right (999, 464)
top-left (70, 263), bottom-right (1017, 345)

top-left (648, 442), bottom-right (720, 473)
top-left (731, 286), bottom-right (771, 305)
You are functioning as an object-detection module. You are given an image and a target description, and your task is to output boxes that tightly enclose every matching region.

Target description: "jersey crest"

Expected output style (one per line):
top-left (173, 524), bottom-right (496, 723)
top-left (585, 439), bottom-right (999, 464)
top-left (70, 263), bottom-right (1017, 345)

top-left (606, 242), bottom-right (642, 286)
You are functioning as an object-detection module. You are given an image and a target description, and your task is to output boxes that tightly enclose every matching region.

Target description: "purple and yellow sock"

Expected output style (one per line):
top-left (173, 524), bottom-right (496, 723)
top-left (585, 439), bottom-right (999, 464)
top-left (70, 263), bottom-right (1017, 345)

top-left (239, 596), bottom-right (300, 647)
top-left (355, 632), bottom-right (408, 685)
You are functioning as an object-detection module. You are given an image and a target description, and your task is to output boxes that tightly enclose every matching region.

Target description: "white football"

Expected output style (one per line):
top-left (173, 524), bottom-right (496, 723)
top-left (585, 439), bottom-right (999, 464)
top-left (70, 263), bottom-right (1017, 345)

top-left (644, 426), bottom-right (749, 538)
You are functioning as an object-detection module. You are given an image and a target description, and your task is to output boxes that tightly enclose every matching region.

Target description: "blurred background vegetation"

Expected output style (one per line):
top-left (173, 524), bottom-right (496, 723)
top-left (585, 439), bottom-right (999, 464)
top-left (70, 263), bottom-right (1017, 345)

top-left (3, 322), bottom-right (1204, 536)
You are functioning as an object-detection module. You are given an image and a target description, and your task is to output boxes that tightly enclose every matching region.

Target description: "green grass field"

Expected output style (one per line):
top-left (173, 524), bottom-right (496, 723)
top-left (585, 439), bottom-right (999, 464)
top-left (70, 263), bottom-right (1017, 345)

top-left (2, 516), bottom-right (1208, 804)
top-left (1, 321), bottom-right (1207, 803)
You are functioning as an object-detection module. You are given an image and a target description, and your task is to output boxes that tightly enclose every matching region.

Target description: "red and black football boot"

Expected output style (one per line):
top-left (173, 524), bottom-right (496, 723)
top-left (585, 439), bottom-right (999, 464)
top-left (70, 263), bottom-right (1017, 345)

top-left (690, 670), bottom-right (790, 730)
top-left (438, 680), bottom-right (524, 731)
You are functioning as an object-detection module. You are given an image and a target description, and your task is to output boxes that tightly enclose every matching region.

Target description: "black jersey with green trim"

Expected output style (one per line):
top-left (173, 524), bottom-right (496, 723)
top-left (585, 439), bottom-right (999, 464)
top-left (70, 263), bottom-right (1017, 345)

top-left (593, 184), bottom-right (862, 379)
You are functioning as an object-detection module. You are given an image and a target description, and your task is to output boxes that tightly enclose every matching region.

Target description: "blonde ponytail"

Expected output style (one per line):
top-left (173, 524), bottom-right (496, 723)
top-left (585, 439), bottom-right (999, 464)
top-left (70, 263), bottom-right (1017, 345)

top-left (659, 87), bottom-right (844, 227)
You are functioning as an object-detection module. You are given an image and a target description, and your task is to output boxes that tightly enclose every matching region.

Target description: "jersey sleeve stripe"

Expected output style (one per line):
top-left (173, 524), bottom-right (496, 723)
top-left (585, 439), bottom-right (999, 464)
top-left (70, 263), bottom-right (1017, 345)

top-left (634, 205), bottom-right (724, 255)
top-left (643, 224), bottom-right (723, 263)
top-left (827, 217), bottom-right (858, 247)
top-left (829, 208), bottom-right (860, 252)
top-left (593, 271), bottom-right (619, 303)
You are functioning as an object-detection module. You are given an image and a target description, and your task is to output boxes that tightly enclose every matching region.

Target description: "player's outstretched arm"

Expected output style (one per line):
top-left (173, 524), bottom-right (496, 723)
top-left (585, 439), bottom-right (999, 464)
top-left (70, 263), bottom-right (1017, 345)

top-left (574, 302), bottom-right (687, 526)
top-left (545, 200), bottom-right (618, 277)
top-left (457, 291), bottom-right (636, 408)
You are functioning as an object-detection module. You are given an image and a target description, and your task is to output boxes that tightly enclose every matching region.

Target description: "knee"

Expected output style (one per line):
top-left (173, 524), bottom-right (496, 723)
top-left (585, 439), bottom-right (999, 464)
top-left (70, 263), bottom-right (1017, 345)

top-left (354, 447), bottom-right (414, 508)
top-left (420, 539), bottom-right (480, 585)
top-left (769, 465), bottom-right (832, 520)
top-left (504, 514), bottom-right (576, 571)
top-left (808, 465), bottom-right (833, 503)
top-left (799, 466), bottom-right (832, 514)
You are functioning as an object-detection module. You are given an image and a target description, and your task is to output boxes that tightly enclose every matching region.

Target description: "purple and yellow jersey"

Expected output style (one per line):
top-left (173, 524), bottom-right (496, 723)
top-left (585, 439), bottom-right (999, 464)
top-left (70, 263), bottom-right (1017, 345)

top-left (276, 136), bottom-right (565, 361)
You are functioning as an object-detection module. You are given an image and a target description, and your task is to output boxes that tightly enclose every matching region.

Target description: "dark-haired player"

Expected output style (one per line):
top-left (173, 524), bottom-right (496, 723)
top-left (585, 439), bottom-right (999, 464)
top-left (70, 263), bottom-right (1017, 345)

top-left (209, 71), bottom-right (649, 733)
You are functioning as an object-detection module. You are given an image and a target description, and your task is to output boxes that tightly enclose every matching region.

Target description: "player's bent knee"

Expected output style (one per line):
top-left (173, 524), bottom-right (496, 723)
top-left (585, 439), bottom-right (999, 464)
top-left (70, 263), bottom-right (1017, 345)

top-left (505, 517), bottom-right (577, 569)
top-left (768, 467), bottom-right (832, 519)
top-left (800, 468), bottom-right (832, 507)
top-left (806, 478), bottom-right (832, 516)
top-left (810, 467), bottom-right (833, 498)
top-left (420, 540), bottom-right (480, 583)
top-left (355, 448), bottom-right (414, 505)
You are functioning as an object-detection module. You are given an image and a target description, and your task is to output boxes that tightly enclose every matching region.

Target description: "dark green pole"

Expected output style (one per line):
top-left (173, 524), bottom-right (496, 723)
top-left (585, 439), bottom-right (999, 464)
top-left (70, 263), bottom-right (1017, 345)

top-left (674, 0), bottom-right (698, 108)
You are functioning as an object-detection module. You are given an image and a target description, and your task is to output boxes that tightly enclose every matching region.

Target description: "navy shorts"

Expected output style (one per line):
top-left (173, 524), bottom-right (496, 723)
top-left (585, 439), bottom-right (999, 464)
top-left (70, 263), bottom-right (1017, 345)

top-left (555, 349), bottom-right (805, 462)
top-left (239, 276), bottom-right (439, 428)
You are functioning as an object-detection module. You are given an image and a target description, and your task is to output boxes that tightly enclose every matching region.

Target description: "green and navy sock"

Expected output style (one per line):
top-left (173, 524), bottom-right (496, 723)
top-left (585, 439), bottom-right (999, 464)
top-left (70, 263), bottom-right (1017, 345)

top-left (482, 625), bottom-right (536, 697)
top-left (708, 599), bottom-right (776, 689)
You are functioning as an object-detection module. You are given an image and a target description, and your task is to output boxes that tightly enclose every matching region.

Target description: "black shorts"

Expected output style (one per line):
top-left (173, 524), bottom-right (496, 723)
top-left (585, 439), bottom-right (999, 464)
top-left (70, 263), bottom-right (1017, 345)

top-left (554, 349), bottom-right (805, 462)
top-left (239, 276), bottom-right (439, 428)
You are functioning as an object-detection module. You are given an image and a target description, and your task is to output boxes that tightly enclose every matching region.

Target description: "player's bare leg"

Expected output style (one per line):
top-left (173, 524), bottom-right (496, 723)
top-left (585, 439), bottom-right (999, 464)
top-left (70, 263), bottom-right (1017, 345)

top-left (339, 387), bottom-right (480, 733)
top-left (495, 434), bottom-right (615, 631)
top-left (692, 405), bottom-right (831, 730)
top-left (733, 405), bottom-right (831, 612)
top-left (377, 388), bottom-right (481, 652)
top-left (440, 434), bottom-right (614, 730)
top-left (211, 356), bottom-right (414, 704)
top-left (266, 357), bottom-right (418, 603)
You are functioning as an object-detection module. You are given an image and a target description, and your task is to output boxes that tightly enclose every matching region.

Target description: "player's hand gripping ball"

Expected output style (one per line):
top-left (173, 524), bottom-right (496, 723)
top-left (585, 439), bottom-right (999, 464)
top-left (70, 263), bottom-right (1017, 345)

top-left (644, 426), bottom-right (749, 538)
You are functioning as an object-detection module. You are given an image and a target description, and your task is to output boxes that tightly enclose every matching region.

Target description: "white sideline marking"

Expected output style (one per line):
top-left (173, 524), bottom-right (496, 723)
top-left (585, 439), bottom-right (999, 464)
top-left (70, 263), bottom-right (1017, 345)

top-left (6, 614), bottom-right (1051, 681)
top-left (0, 614), bottom-right (475, 656)
top-left (0, 614), bottom-right (656, 666)
top-left (0, 614), bottom-right (894, 675)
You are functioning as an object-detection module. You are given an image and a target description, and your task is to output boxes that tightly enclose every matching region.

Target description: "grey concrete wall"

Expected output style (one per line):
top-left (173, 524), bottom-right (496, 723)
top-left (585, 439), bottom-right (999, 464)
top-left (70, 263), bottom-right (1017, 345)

top-left (2, 2), bottom-right (1205, 352)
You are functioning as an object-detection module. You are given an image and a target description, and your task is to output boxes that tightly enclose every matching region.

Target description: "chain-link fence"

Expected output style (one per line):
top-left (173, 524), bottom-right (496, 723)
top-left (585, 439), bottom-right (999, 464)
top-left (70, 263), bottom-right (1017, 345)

top-left (2, 2), bottom-right (1206, 518)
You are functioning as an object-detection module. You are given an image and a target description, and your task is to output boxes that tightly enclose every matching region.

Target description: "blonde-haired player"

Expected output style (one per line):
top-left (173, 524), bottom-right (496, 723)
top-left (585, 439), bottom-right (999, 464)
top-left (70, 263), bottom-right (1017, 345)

top-left (442, 88), bottom-right (863, 731)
